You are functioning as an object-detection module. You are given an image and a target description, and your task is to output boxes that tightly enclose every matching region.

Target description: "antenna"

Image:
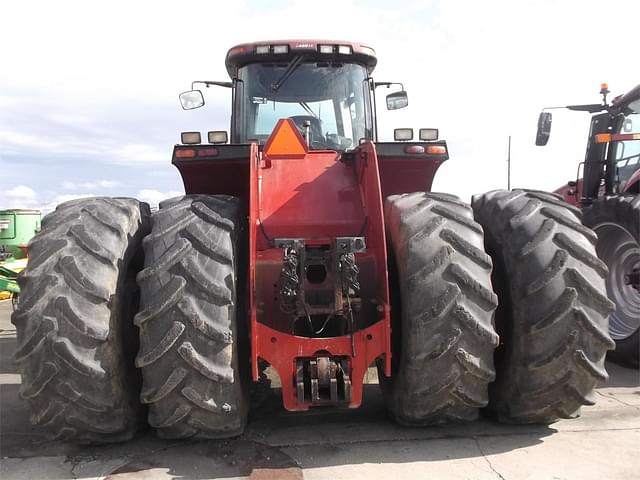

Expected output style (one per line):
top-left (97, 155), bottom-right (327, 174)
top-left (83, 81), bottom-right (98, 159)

top-left (507, 135), bottom-right (512, 191)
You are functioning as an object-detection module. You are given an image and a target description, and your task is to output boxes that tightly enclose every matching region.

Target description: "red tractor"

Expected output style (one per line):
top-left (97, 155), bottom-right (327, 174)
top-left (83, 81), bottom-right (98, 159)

top-left (537, 83), bottom-right (640, 367)
top-left (13, 40), bottom-right (614, 442)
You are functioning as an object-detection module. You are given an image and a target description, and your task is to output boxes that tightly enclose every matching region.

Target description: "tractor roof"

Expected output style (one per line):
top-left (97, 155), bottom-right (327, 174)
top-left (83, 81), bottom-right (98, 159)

top-left (225, 40), bottom-right (377, 78)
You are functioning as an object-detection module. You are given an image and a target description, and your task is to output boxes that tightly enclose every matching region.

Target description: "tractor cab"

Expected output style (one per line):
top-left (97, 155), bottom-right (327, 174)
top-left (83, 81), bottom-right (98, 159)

top-left (179, 40), bottom-right (408, 149)
top-left (174, 40), bottom-right (448, 201)
top-left (536, 83), bottom-right (640, 205)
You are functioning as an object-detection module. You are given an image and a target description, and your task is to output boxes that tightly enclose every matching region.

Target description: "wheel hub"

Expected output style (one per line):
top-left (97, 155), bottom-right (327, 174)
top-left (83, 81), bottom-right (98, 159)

top-left (594, 222), bottom-right (640, 340)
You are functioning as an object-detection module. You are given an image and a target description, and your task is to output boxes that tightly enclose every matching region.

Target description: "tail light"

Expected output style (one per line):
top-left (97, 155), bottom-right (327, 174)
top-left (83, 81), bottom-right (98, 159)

top-left (175, 148), bottom-right (196, 158)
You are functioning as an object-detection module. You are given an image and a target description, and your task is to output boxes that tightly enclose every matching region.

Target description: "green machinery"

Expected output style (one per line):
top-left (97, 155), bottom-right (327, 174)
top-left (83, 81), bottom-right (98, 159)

top-left (0, 209), bottom-right (41, 260)
top-left (0, 209), bottom-right (41, 304)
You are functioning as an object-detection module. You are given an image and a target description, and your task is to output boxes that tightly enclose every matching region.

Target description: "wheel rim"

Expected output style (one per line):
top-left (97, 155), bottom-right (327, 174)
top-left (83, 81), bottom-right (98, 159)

top-left (594, 222), bottom-right (640, 340)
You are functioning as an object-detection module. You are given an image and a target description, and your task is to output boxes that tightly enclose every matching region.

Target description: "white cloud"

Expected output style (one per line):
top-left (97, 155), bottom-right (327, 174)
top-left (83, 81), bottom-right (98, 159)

top-left (0, 130), bottom-right (62, 149)
top-left (7, 185), bottom-right (36, 200)
top-left (115, 144), bottom-right (167, 164)
top-left (47, 113), bottom-right (92, 126)
top-left (137, 189), bottom-right (183, 208)
top-left (6, 186), bottom-right (38, 208)
top-left (98, 180), bottom-right (121, 188)
top-left (62, 180), bottom-right (121, 190)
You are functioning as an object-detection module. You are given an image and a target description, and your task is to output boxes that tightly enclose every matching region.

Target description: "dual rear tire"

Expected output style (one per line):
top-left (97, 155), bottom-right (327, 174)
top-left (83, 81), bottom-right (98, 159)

top-left (382, 190), bottom-right (614, 424)
top-left (13, 195), bottom-right (248, 442)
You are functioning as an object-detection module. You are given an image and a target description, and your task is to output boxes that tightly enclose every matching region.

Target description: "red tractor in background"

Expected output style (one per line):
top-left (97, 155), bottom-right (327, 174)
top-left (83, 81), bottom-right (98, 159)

top-left (537, 84), bottom-right (640, 367)
top-left (13, 40), bottom-right (614, 442)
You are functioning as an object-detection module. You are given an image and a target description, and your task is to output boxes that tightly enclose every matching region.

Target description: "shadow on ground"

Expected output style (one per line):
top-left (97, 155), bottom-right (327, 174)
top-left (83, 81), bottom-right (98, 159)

top-left (2, 379), bottom-right (559, 479)
top-left (0, 337), bottom-right (18, 374)
top-left (1, 291), bottom-right (638, 479)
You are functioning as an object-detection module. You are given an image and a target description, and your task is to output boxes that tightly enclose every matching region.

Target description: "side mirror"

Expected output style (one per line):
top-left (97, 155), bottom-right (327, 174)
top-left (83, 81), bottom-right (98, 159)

top-left (535, 111), bottom-right (552, 146)
top-left (179, 90), bottom-right (205, 110)
top-left (386, 91), bottom-right (408, 110)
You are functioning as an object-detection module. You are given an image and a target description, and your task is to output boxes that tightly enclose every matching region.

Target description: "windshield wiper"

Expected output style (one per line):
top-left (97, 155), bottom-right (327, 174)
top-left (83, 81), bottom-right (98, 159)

top-left (299, 102), bottom-right (319, 119)
top-left (271, 55), bottom-right (304, 92)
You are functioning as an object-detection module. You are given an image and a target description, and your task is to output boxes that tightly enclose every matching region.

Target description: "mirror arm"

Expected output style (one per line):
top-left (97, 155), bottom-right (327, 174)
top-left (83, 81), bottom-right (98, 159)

top-left (374, 81), bottom-right (405, 91)
top-left (191, 80), bottom-right (233, 89)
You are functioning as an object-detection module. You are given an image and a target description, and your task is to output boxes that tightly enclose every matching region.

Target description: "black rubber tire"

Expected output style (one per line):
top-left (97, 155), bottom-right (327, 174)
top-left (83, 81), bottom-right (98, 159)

top-left (12, 197), bottom-right (150, 443)
top-left (473, 189), bottom-right (615, 423)
top-left (135, 195), bottom-right (248, 439)
top-left (380, 192), bottom-right (499, 425)
top-left (582, 194), bottom-right (640, 368)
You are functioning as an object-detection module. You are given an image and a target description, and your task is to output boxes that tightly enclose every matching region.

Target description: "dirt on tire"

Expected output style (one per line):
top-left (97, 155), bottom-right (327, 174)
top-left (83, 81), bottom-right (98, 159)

top-left (473, 189), bottom-right (615, 423)
top-left (12, 197), bottom-right (150, 443)
top-left (380, 192), bottom-right (499, 425)
top-left (135, 195), bottom-right (248, 439)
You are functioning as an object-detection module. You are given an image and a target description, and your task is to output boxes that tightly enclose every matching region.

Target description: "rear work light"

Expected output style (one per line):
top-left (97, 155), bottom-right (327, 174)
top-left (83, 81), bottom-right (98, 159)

top-left (256, 45), bottom-right (270, 54)
top-left (319, 45), bottom-right (334, 54)
top-left (208, 131), bottom-right (228, 144)
top-left (419, 128), bottom-right (439, 141)
top-left (273, 44), bottom-right (289, 54)
top-left (394, 128), bottom-right (413, 141)
top-left (181, 131), bottom-right (201, 144)
top-left (338, 45), bottom-right (352, 55)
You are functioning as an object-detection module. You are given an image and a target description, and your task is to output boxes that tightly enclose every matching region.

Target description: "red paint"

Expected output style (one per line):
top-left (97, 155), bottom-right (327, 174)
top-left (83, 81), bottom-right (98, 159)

top-left (246, 127), bottom-right (391, 409)
top-left (555, 168), bottom-right (639, 206)
top-left (375, 142), bottom-right (448, 198)
top-left (258, 151), bottom-right (364, 242)
top-left (378, 156), bottom-right (444, 198)
top-left (623, 169), bottom-right (640, 193)
top-left (255, 321), bottom-right (387, 410)
top-left (554, 180), bottom-right (581, 207)
top-left (355, 141), bottom-right (392, 375)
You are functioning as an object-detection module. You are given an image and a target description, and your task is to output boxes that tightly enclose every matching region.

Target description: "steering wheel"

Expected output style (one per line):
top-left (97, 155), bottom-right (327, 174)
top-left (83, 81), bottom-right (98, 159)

top-left (289, 115), bottom-right (326, 148)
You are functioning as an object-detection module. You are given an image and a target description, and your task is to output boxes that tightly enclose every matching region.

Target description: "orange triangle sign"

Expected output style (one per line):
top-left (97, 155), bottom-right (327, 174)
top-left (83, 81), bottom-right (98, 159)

top-left (264, 119), bottom-right (308, 158)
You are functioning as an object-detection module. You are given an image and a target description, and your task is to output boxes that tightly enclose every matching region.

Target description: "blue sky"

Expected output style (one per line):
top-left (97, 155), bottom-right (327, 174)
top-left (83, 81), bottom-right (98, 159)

top-left (2, 0), bottom-right (638, 211)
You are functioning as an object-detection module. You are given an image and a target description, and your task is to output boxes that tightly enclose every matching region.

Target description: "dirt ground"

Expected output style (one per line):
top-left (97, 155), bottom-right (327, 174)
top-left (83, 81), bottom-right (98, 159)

top-left (1, 299), bottom-right (639, 479)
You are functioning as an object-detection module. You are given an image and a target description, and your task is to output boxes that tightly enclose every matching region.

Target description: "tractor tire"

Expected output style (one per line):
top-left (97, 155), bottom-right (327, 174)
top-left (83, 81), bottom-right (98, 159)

top-left (380, 192), bottom-right (499, 425)
top-left (582, 195), bottom-right (639, 368)
top-left (472, 189), bottom-right (615, 423)
top-left (135, 195), bottom-right (248, 439)
top-left (11, 197), bottom-right (150, 443)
